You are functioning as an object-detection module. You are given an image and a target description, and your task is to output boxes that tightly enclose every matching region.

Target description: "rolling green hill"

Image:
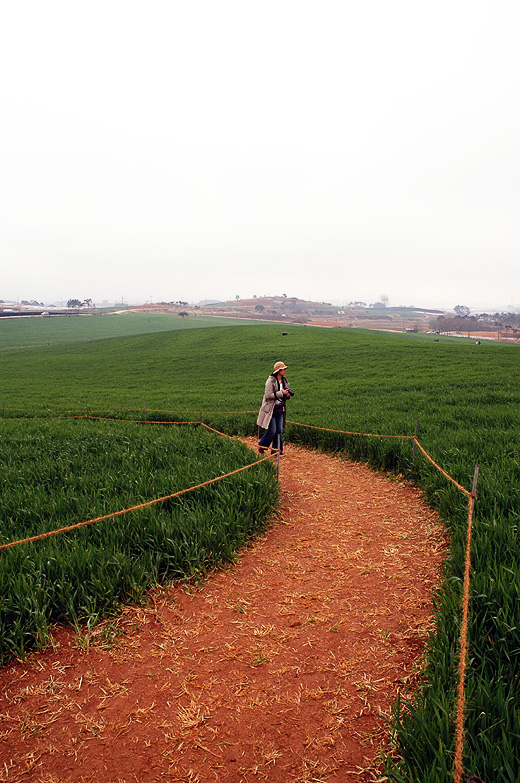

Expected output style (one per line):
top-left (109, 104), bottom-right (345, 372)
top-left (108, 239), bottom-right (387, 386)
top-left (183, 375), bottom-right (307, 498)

top-left (0, 311), bottom-right (265, 349)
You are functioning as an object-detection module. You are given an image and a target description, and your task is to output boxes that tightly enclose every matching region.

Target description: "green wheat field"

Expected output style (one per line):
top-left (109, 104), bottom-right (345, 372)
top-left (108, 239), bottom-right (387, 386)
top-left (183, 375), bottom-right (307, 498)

top-left (1, 313), bottom-right (519, 782)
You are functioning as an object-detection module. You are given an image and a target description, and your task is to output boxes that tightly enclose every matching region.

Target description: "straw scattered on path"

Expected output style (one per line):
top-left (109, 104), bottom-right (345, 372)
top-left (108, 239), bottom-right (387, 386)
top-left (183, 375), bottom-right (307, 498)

top-left (0, 439), bottom-right (447, 783)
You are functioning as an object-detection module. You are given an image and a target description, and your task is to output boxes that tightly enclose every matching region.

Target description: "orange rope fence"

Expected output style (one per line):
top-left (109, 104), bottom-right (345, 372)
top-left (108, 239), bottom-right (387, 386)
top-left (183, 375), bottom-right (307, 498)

top-left (286, 418), bottom-right (479, 782)
top-left (454, 467), bottom-right (479, 783)
top-left (44, 415), bottom-right (200, 425)
top-left (412, 438), bottom-right (475, 498)
top-left (0, 450), bottom-right (279, 552)
top-left (287, 418), bottom-right (476, 497)
top-left (200, 422), bottom-right (236, 438)
top-left (82, 416), bottom-right (199, 425)
top-left (286, 418), bottom-right (415, 441)
top-left (3, 409), bottom-right (478, 779)
top-left (1, 406), bottom-right (257, 416)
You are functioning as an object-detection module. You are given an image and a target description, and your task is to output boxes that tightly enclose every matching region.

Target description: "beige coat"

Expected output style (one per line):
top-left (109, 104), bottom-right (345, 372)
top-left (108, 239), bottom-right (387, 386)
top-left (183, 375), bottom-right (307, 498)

top-left (257, 374), bottom-right (290, 429)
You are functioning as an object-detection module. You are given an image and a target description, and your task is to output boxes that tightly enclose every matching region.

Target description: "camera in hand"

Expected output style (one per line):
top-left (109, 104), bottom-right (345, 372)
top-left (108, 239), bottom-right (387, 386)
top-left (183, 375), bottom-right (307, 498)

top-left (287, 390), bottom-right (295, 397)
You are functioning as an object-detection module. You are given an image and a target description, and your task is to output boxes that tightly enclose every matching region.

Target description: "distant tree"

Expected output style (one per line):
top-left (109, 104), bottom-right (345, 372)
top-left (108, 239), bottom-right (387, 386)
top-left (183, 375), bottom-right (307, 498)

top-left (454, 304), bottom-right (470, 317)
top-left (255, 304), bottom-right (265, 312)
top-left (178, 311), bottom-right (189, 318)
top-left (67, 299), bottom-right (82, 309)
top-left (434, 314), bottom-right (480, 333)
top-left (235, 295), bottom-right (240, 300)
top-left (83, 298), bottom-right (93, 308)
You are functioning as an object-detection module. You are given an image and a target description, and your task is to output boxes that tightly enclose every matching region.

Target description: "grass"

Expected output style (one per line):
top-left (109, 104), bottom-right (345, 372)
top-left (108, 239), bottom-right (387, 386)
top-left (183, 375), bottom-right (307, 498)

top-left (0, 311), bottom-right (266, 349)
top-left (1, 317), bottom-right (519, 781)
top-left (0, 418), bottom-right (278, 665)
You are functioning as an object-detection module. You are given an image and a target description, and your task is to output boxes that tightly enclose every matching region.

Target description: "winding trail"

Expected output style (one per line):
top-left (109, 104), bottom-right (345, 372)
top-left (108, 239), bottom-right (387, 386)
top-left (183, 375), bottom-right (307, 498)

top-left (0, 440), bottom-right (446, 783)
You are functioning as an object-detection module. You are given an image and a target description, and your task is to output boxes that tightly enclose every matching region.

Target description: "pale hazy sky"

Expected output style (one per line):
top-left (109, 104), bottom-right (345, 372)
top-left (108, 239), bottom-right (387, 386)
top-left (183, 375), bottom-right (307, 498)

top-left (1, 1), bottom-right (519, 311)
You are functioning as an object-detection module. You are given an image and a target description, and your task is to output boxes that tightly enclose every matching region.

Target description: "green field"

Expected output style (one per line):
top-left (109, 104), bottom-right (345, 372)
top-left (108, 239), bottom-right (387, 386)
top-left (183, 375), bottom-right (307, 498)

top-left (1, 316), bottom-right (519, 781)
top-left (0, 311), bottom-right (266, 349)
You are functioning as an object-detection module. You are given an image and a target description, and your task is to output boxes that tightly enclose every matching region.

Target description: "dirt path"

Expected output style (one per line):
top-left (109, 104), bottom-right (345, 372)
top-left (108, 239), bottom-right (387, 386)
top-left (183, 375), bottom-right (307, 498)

top-left (0, 440), bottom-right (446, 783)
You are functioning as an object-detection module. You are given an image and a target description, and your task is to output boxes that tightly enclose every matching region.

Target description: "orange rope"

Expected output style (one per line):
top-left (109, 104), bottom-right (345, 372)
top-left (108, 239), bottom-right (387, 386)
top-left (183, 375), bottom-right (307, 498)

top-left (136, 420), bottom-right (197, 426)
top-left (2, 408), bottom-right (479, 776)
top-left (199, 422), bottom-right (235, 438)
top-left (412, 438), bottom-right (474, 498)
top-left (50, 415), bottom-right (89, 420)
top-left (0, 453), bottom-right (277, 551)
top-left (287, 415), bottom-right (478, 777)
top-left (453, 494), bottom-right (477, 783)
top-left (43, 415), bottom-right (200, 425)
top-left (287, 419), bottom-right (475, 498)
top-left (2, 406), bottom-right (256, 417)
top-left (286, 418), bottom-right (414, 440)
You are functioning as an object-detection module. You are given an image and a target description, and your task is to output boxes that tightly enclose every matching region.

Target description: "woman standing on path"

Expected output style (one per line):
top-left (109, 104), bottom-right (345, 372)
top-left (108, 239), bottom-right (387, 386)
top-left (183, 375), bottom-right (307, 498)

top-left (257, 361), bottom-right (292, 454)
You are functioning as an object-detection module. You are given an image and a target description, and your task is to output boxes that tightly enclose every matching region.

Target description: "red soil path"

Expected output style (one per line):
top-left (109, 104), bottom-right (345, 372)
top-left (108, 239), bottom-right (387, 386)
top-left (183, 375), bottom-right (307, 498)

top-left (0, 440), bottom-right (447, 783)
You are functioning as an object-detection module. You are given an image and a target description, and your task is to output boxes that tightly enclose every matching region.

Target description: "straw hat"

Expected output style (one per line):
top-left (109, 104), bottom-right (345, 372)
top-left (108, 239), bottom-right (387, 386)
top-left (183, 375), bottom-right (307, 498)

top-left (273, 361), bottom-right (288, 372)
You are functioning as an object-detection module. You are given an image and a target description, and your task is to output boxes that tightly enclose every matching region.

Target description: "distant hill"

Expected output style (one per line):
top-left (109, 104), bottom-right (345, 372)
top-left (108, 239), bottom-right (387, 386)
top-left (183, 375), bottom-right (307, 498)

top-left (0, 295), bottom-right (449, 334)
top-left (192, 296), bottom-right (445, 332)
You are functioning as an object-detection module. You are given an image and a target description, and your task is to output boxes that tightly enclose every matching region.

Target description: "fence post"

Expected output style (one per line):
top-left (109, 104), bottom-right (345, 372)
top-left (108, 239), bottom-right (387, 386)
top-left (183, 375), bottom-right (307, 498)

top-left (412, 419), bottom-right (418, 463)
top-left (200, 411), bottom-right (203, 424)
top-left (144, 402), bottom-right (147, 423)
top-left (276, 432), bottom-right (281, 482)
top-left (472, 464), bottom-right (480, 497)
top-left (86, 407), bottom-right (90, 419)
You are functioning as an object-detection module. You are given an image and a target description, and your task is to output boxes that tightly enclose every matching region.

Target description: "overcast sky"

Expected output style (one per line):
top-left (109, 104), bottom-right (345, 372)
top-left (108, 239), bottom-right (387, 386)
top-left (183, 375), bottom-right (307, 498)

top-left (1, 1), bottom-right (519, 311)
